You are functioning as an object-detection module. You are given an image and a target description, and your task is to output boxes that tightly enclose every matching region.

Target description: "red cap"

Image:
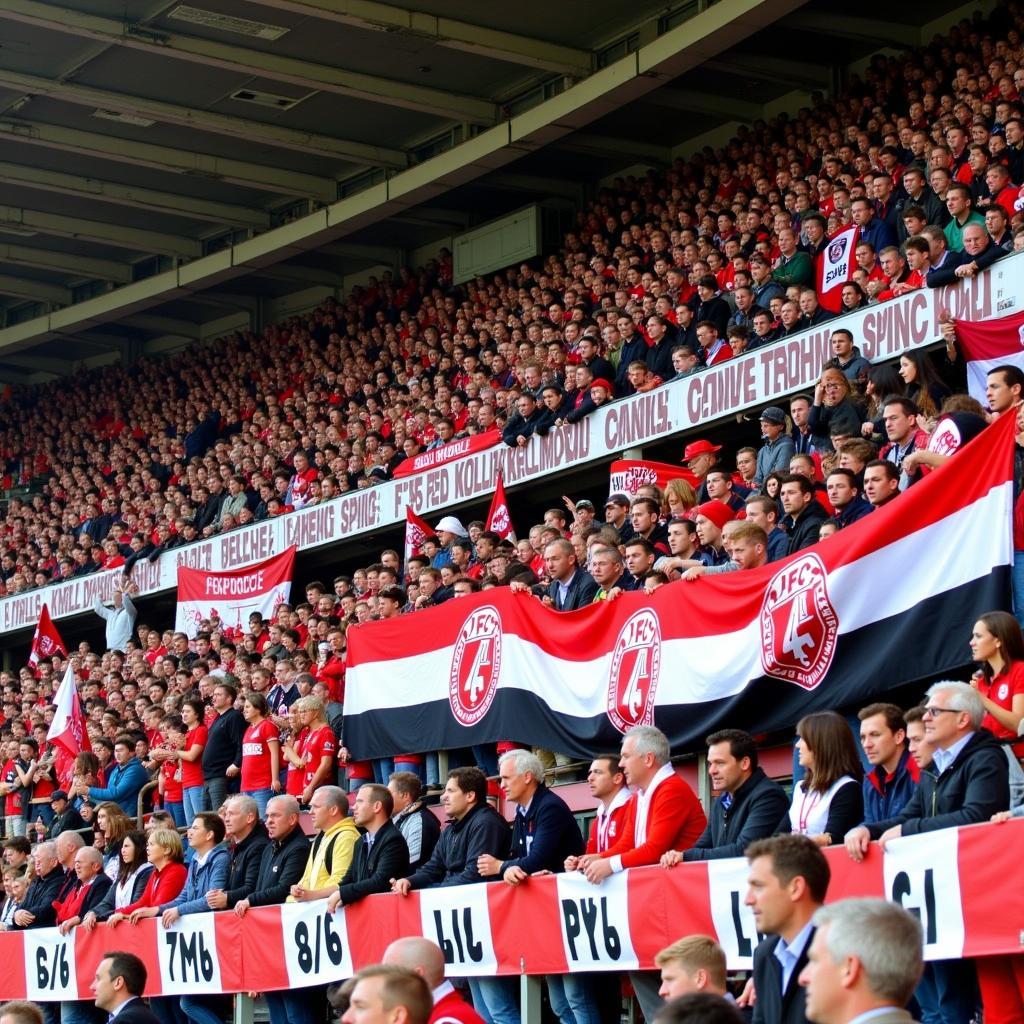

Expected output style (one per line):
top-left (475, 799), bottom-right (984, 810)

top-left (590, 378), bottom-right (613, 394)
top-left (694, 501), bottom-right (735, 530)
top-left (682, 439), bottom-right (722, 462)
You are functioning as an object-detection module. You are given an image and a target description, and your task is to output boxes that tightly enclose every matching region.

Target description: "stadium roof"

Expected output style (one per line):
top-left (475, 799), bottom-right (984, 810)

top-left (0, 0), bottom-right (969, 378)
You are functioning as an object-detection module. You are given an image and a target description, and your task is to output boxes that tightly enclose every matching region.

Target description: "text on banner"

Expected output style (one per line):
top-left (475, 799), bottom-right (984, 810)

top-left (418, 885), bottom-right (496, 976)
top-left (280, 901), bottom-right (353, 986)
top-left (26, 928), bottom-right (78, 1002)
top-left (157, 915), bottom-right (222, 996)
top-left (556, 871), bottom-right (639, 970)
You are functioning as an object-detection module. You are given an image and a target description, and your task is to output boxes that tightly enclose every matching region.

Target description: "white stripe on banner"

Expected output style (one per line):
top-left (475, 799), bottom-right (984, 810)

top-left (966, 353), bottom-right (1024, 408)
top-left (346, 483), bottom-right (1011, 717)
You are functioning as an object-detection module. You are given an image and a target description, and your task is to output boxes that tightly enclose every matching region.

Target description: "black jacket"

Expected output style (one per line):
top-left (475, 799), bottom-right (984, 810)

top-left (615, 335), bottom-right (650, 395)
top-left (782, 503), bottom-right (829, 555)
top-left (225, 821), bottom-right (271, 907)
top-left (408, 804), bottom-right (509, 889)
top-left (684, 768), bottom-right (790, 861)
top-left (107, 1000), bottom-right (161, 1024)
top-left (867, 728), bottom-right (1010, 838)
top-left (15, 866), bottom-right (68, 928)
top-left (751, 928), bottom-right (814, 1024)
top-left (203, 707), bottom-right (246, 778)
top-left (64, 873), bottom-right (112, 919)
top-left (338, 819), bottom-right (410, 904)
top-left (48, 806), bottom-right (87, 838)
top-left (91, 866), bottom-right (154, 921)
top-left (545, 570), bottom-right (600, 611)
top-left (500, 783), bottom-right (583, 874)
top-left (502, 408), bottom-right (545, 447)
top-left (248, 824), bottom-right (309, 906)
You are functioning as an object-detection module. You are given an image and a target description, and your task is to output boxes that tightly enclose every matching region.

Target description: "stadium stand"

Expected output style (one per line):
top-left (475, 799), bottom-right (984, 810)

top-left (5, 3), bottom-right (1024, 1024)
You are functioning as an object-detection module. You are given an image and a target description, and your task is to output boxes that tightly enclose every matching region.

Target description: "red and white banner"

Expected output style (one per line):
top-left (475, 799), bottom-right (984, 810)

top-left (47, 663), bottom-right (89, 760)
top-left (486, 473), bottom-right (515, 540)
top-left (816, 225), bottom-right (859, 312)
top-left (393, 433), bottom-right (501, 478)
top-left (955, 307), bottom-right (1024, 409)
top-left (28, 604), bottom-right (65, 673)
top-left (404, 506), bottom-right (435, 568)
top-left (345, 413), bottom-right (1015, 760)
top-left (608, 459), bottom-right (700, 497)
top-left (175, 548), bottom-right (295, 638)
top-left (4, 821), bottom-right (1023, 1000)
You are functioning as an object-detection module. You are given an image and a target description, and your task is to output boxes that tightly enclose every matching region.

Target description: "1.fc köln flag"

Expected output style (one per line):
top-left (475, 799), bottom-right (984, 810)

top-left (47, 663), bottom-right (90, 790)
top-left (609, 460), bottom-right (700, 497)
top-left (955, 307), bottom-right (1024, 409)
top-left (404, 506), bottom-right (435, 567)
top-left (344, 412), bottom-right (1016, 759)
top-left (816, 225), bottom-right (859, 312)
top-left (175, 547), bottom-right (295, 638)
top-left (486, 473), bottom-right (515, 540)
top-left (28, 604), bottom-right (66, 674)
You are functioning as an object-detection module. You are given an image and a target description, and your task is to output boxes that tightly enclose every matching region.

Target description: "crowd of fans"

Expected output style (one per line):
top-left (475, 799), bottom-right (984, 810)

top-left (0, 7), bottom-right (1023, 596)
top-left (3, 6), bottom-right (1024, 1024)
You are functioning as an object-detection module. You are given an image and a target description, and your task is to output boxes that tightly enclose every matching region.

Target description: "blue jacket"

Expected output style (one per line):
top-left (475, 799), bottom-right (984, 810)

top-left (834, 496), bottom-right (873, 529)
top-left (857, 216), bottom-right (897, 255)
top-left (89, 757), bottom-right (149, 815)
top-left (862, 749), bottom-right (920, 825)
top-left (500, 783), bottom-right (583, 875)
top-left (161, 843), bottom-right (231, 915)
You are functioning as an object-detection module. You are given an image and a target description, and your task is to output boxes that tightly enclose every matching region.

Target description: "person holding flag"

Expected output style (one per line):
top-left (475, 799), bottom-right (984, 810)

top-left (27, 605), bottom-right (66, 677)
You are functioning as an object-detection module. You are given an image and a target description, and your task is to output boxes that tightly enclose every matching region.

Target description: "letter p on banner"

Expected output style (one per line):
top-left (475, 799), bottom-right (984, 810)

top-left (555, 871), bottom-right (638, 970)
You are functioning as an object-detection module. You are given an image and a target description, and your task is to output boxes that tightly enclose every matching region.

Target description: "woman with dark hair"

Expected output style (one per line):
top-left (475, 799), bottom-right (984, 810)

top-left (94, 802), bottom-right (133, 880)
top-left (862, 363), bottom-right (906, 438)
top-left (237, 691), bottom-right (281, 816)
top-left (174, 698), bottom-right (208, 820)
top-left (778, 711), bottom-right (864, 846)
top-left (898, 349), bottom-right (949, 419)
top-left (970, 611), bottom-right (1024, 753)
top-left (79, 831), bottom-right (153, 928)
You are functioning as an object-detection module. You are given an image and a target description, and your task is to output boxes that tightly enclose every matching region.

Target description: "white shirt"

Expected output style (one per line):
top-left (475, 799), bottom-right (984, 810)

top-left (788, 776), bottom-right (856, 837)
top-left (594, 787), bottom-right (631, 853)
top-left (932, 731), bottom-right (973, 775)
top-left (610, 762), bottom-right (674, 873)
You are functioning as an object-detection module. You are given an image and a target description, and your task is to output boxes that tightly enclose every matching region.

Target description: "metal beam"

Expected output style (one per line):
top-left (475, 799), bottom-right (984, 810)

top-left (0, 160), bottom-right (270, 231)
top-left (254, 264), bottom-right (340, 287)
top-left (0, 274), bottom-right (71, 305)
top-left (120, 314), bottom-right (201, 338)
top-left (0, 69), bottom-right (408, 168)
top-left (778, 11), bottom-right (920, 47)
top-left (0, 206), bottom-right (200, 259)
top-left (642, 85), bottom-right (762, 122)
top-left (0, 0), bottom-right (497, 125)
top-left (0, 243), bottom-right (131, 284)
top-left (483, 173), bottom-right (583, 201)
top-left (0, 119), bottom-right (337, 203)
top-left (556, 133), bottom-right (671, 163)
top-left (245, 0), bottom-right (593, 77)
top-left (703, 55), bottom-right (830, 93)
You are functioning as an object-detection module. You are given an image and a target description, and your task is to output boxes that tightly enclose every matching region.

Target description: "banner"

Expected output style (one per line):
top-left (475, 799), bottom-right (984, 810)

top-left (0, 262), bottom-right (1016, 641)
top-left (954, 306), bottom-right (1024, 408)
top-left (28, 604), bottom-right (65, 673)
top-left (345, 413), bottom-right (1015, 759)
top-left (608, 459), bottom-right (700, 497)
top-left (174, 548), bottom-right (295, 638)
top-left (816, 225), bottom-right (859, 312)
top-left (485, 473), bottom-right (515, 540)
top-left (4, 821), bottom-right (1023, 1001)
top-left (392, 433), bottom-right (501, 478)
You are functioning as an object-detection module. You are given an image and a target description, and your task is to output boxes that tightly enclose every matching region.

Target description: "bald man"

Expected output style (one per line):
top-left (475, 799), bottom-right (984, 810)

top-left (382, 938), bottom-right (485, 1024)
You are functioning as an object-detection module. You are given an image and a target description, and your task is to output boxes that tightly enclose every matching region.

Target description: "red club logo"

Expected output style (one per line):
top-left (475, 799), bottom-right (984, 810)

top-left (606, 609), bottom-right (662, 733)
top-left (760, 553), bottom-right (838, 690)
top-left (449, 605), bottom-right (502, 726)
top-left (490, 504), bottom-right (510, 534)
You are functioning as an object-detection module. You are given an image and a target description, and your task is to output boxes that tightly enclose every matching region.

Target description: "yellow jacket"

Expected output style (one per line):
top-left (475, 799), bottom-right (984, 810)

top-left (287, 817), bottom-right (359, 900)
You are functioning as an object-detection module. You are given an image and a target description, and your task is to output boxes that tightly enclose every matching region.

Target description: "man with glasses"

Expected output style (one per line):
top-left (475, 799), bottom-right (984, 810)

top-left (844, 681), bottom-right (1009, 1024)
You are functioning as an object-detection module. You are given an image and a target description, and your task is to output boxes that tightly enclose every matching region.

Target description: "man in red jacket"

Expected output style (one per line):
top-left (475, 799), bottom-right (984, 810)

top-left (576, 725), bottom-right (706, 1023)
top-left (382, 936), bottom-right (485, 1024)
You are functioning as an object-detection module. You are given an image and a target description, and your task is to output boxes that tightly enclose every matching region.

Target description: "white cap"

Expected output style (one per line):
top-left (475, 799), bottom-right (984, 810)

top-left (434, 515), bottom-right (468, 536)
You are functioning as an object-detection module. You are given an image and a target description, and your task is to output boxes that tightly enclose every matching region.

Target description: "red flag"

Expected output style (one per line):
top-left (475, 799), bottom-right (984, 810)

top-left (404, 506), bottom-right (435, 568)
top-left (47, 663), bottom-right (90, 767)
top-left (954, 308), bottom-right (1024, 410)
top-left (816, 225), bottom-right (859, 312)
top-left (28, 604), bottom-right (66, 676)
top-left (486, 472), bottom-right (516, 540)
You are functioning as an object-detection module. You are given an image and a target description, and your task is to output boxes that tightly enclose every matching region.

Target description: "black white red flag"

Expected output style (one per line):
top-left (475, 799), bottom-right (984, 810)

top-left (345, 412), bottom-right (1015, 758)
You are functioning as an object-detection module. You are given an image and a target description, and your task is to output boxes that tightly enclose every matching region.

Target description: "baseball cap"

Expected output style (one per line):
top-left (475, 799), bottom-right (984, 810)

top-left (759, 406), bottom-right (786, 425)
top-left (576, 500), bottom-right (595, 512)
top-left (682, 439), bottom-right (722, 463)
top-left (605, 493), bottom-right (631, 508)
top-left (50, 790), bottom-right (68, 803)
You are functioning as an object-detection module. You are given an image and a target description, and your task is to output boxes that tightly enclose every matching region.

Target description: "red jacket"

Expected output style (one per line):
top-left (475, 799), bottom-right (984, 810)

top-left (430, 985), bottom-right (486, 1024)
top-left (600, 772), bottom-right (706, 869)
top-left (121, 862), bottom-right (187, 915)
top-left (584, 795), bottom-right (631, 855)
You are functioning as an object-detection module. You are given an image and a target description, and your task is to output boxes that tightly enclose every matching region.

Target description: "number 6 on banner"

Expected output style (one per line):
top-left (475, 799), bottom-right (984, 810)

top-left (26, 928), bottom-right (77, 1002)
top-left (280, 902), bottom-right (353, 987)
top-left (158, 914), bottom-right (223, 996)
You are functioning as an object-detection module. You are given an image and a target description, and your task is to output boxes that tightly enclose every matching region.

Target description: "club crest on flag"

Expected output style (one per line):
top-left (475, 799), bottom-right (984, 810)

top-left (449, 605), bottom-right (502, 726)
top-left (490, 502), bottom-right (510, 534)
top-left (828, 237), bottom-right (848, 263)
top-left (759, 553), bottom-right (839, 690)
top-left (606, 609), bottom-right (662, 733)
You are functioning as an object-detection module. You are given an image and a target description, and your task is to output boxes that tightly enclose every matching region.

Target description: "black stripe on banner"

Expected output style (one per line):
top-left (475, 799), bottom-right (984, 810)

top-left (346, 569), bottom-right (1011, 759)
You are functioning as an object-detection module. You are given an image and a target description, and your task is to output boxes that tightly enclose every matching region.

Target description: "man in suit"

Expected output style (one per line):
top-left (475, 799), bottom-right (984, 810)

top-left (799, 898), bottom-right (923, 1024)
top-left (91, 952), bottom-right (160, 1024)
top-left (382, 937), bottom-right (485, 1024)
top-left (664, 730), bottom-right (789, 864)
top-left (540, 538), bottom-right (599, 610)
top-left (13, 840), bottom-right (67, 929)
top-left (327, 783), bottom-right (409, 912)
top-left (744, 835), bottom-right (830, 1024)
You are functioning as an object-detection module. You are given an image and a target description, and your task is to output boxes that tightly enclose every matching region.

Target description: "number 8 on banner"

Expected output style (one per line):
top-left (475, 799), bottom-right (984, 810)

top-left (26, 929), bottom-right (77, 1002)
top-left (281, 902), bottom-right (353, 987)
